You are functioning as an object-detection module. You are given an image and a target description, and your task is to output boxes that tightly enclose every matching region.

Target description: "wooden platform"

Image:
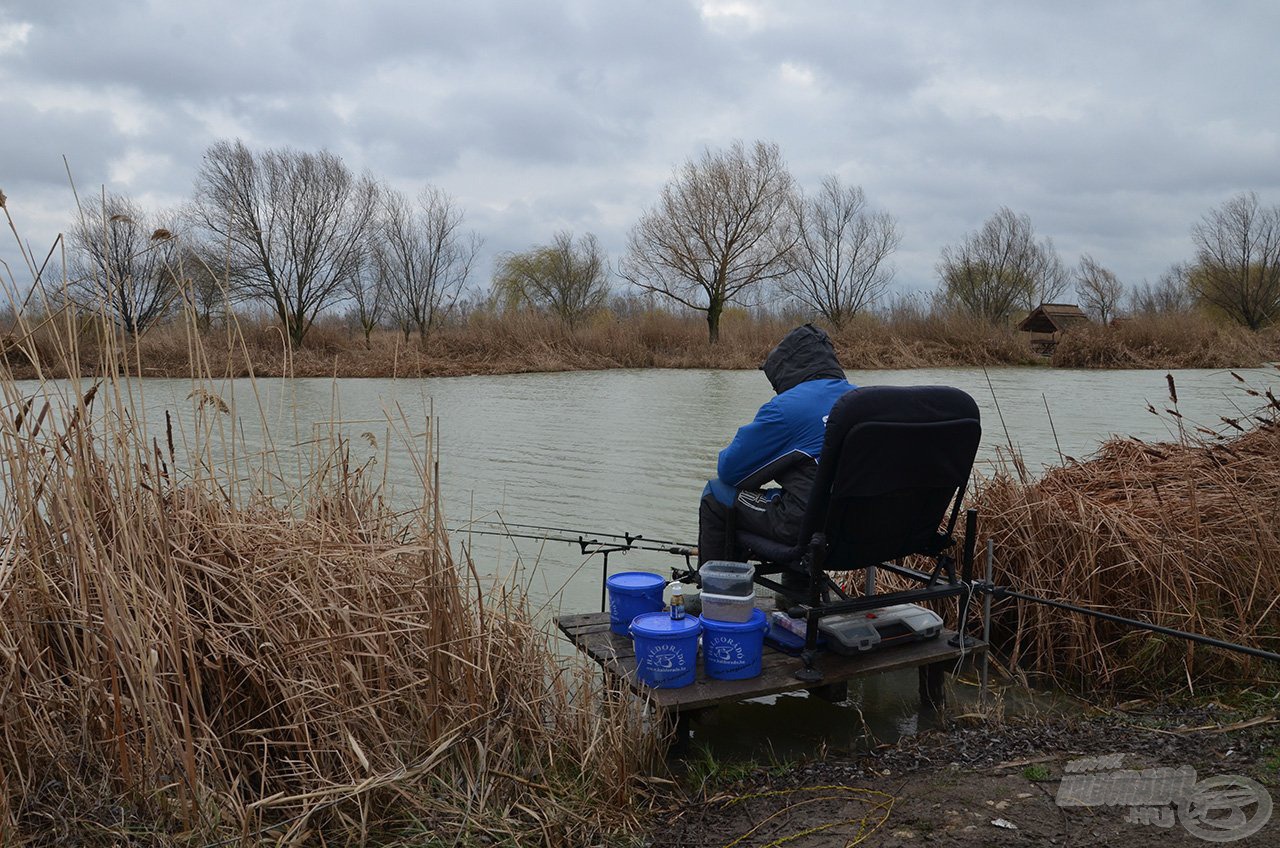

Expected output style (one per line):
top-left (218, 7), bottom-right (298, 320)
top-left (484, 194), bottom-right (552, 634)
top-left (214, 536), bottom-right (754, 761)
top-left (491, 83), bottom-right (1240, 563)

top-left (556, 611), bottom-right (985, 714)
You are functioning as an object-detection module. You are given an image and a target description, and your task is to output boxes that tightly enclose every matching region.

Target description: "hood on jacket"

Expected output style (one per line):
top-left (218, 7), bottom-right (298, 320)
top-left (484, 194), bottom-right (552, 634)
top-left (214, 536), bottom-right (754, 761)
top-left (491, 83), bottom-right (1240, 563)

top-left (760, 323), bottom-right (846, 394)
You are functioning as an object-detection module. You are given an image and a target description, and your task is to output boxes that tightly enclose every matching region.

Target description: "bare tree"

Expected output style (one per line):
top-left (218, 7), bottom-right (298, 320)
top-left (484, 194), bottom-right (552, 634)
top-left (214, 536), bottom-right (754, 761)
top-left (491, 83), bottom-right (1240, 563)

top-left (165, 244), bottom-right (230, 331)
top-left (190, 139), bottom-right (378, 348)
top-left (491, 231), bottom-right (610, 328)
top-left (1128, 264), bottom-right (1195, 316)
top-left (1188, 192), bottom-right (1280, 329)
top-left (782, 177), bottom-right (899, 326)
top-left (344, 247), bottom-right (385, 348)
top-left (1075, 254), bottom-right (1124, 323)
top-left (937, 207), bottom-right (1068, 323)
top-left (66, 193), bottom-right (180, 333)
top-left (620, 140), bottom-right (797, 343)
top-left (376, 185), bottom-right (480, 343)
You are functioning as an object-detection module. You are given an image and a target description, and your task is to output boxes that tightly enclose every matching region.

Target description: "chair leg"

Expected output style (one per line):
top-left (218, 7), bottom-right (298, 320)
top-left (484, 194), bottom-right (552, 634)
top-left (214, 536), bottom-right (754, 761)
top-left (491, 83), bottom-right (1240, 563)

top-left (794, 536), bottom-right (826, 683)
top-left (794, 606), bottom-right (824, 683)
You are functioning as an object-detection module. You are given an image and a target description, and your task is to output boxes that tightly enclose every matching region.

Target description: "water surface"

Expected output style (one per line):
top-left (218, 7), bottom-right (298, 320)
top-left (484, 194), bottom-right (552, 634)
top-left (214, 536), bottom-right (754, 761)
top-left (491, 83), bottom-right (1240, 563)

top-left (14, 365), bottom-right (1274, 756)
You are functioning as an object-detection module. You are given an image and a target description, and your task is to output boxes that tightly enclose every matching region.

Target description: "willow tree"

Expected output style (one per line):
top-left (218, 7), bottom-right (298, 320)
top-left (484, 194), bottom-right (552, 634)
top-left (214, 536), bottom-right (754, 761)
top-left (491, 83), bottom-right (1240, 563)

top-left (937, 207), bottom-right (1068, 323)
top-left (492, 231), bottom-right (610, 328)
top-left (66, 193), bottom-right (180, 334)
top-left (621, 140), bottom-right (797, 343)
top-left (375, 185), bottom-right (480, 343)
top-left (1075, 254), bottom-right (1124, 324)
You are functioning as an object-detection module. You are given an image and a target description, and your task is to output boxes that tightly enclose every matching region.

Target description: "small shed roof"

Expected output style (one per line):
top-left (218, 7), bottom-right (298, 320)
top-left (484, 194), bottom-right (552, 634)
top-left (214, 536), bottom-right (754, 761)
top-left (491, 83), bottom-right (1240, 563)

top-left (1017, 303), bottom-right (1091, 334)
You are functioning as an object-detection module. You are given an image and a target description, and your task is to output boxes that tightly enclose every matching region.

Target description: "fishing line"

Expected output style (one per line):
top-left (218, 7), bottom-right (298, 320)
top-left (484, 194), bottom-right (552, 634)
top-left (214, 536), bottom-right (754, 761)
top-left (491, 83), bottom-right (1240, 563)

top-left (986, 585), bottom-right (1280, 665)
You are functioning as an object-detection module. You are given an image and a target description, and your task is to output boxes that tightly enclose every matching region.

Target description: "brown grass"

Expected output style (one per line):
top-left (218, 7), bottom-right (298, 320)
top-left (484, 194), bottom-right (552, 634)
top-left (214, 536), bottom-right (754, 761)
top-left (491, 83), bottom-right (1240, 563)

top-left (9, 305), bottom-right (1275, 382)
top-left (1051, 311), bottom-right (1277, 368)
top-left (971, 373), bottom-right (1280, 695)
top-left (0, 317), bottom-right (659, 841)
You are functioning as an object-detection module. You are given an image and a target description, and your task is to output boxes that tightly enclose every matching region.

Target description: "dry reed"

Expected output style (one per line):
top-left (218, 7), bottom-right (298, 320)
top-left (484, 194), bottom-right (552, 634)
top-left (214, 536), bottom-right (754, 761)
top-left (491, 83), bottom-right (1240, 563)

top-left (1050, 312), bottom-right (1276, 368)
top-left (972, 372), bottom-right (1280, 694)
top-left (0, 296), bottom-right (658, 842)
top-left (8, 304), bottom-right (1275, 382)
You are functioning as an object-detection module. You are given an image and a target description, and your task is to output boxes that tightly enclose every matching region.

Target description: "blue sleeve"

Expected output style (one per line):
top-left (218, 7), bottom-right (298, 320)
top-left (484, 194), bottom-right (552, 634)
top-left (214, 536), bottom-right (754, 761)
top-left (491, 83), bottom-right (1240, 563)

top-left (717, 400), bottom-right (791, 488)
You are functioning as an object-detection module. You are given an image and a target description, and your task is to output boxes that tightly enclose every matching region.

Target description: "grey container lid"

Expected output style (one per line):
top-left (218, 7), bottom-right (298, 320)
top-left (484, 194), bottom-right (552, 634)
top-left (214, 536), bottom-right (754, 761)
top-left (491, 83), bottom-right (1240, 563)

top-left (699, 560), bottom-right (755, 596)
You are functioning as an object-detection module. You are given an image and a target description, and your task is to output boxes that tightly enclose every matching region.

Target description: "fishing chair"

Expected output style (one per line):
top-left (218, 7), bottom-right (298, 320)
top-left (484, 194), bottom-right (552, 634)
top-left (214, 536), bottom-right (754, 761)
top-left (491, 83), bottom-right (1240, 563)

top-left (729, 385), bottom-right (983, 682)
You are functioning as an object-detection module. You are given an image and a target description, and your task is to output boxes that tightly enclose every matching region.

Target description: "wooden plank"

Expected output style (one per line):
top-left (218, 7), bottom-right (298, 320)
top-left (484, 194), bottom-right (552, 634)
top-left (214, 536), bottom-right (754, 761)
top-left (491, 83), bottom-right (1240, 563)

top-left (556, 611), bottom-right (611, 635)
top-left (554, 611), bottom-right (986, 713)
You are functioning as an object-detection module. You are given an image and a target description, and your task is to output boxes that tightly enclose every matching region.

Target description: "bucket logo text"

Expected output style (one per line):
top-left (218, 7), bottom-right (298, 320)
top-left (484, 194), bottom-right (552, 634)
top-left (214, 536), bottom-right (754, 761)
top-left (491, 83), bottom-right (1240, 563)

top-left (645, 643), bottom-right (688, 672)
top-left (706, 636), bottom-right (746, 666)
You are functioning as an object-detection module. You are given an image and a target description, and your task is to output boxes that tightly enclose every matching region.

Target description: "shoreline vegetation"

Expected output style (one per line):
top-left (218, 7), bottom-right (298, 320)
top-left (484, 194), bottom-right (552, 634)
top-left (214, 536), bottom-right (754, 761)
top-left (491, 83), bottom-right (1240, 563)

top-left (0, 308), bottom-right (663, 845)
top-left (1, 296), bottom-right (1277, 845)
top-left (972, 371), bottom-right (1280, 692)
top-left (4, 306), bottom-right (1278, 381)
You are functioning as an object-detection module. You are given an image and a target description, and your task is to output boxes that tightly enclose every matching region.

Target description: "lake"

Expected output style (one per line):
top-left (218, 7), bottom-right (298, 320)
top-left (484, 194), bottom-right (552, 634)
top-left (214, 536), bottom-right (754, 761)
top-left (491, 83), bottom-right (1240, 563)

top-left (15, 364), bottom-right (1275, 755)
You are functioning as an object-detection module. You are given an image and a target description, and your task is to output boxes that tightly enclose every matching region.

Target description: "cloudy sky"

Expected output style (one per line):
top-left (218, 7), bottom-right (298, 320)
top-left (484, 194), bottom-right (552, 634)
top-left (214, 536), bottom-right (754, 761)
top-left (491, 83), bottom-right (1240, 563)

top-left (2, 0), bottom-right (1278, 304)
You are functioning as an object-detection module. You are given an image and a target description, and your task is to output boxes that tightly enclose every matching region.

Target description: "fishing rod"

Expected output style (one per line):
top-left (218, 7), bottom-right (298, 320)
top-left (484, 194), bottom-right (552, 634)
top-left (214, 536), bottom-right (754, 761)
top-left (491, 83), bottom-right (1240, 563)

top-left (446, 523), bottom-right (697, 557)
top-left (447, 523), bottom-right (695, 556)
top-left (980, 584), bottom-right (1280, 665)
top-left (462, 519), bottom-right (688, 548)
top-left (447, 522), bottom-right (696, 611)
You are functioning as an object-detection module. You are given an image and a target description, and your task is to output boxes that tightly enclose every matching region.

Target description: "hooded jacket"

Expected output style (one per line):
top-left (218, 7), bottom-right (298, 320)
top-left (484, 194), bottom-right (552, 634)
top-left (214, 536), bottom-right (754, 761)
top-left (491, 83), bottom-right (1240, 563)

top-left (709, 324), bottom-right (855, 541)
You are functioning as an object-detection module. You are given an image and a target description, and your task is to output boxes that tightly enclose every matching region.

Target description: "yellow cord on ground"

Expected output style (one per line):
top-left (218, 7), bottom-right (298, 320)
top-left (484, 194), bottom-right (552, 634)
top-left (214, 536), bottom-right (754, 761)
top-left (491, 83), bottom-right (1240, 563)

top-left (715, 784), bottom-right (896, 848)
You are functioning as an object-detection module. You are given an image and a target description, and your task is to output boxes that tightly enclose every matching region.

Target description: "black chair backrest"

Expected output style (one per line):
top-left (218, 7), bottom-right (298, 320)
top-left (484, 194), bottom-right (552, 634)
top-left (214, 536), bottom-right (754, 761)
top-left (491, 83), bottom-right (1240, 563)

top-left (798, 386), bottom-right (982, 570)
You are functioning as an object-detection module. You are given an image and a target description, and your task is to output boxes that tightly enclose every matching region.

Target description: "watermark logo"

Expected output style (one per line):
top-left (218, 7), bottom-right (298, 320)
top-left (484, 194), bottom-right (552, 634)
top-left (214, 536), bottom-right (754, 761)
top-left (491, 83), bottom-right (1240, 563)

top-left (1056, 754), bottom-right (1273, 842)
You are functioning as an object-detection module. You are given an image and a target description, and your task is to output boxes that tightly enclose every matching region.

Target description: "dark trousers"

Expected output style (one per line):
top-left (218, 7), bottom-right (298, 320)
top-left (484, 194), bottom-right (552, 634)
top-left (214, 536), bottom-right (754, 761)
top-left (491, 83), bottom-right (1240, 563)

top-left (697, 488), bottom-right (783, 565)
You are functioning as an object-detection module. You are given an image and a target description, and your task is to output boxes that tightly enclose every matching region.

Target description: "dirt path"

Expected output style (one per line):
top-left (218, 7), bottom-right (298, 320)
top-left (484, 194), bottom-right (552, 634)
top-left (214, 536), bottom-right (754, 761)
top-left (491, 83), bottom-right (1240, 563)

top-left (651, 710), bottom-right (1279, 847)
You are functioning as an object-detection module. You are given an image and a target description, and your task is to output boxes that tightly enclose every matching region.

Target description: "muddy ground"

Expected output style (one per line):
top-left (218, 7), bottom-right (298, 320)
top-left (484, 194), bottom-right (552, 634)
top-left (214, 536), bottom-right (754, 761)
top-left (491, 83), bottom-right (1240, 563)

top-left (650, 704), bottom-right (1279, 847)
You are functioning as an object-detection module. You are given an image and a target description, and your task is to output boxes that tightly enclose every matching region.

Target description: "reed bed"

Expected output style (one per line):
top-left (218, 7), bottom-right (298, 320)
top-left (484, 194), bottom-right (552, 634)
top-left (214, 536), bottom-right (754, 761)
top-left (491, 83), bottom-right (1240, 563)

top-left (0, 308), bottom-right (658, 845)
top-left (971, 373), bottom-right (1280, 694)
top-left (1050, 312), bottom-right (1276, 368)
top-left (10, 305), bottom-right (1274, 382)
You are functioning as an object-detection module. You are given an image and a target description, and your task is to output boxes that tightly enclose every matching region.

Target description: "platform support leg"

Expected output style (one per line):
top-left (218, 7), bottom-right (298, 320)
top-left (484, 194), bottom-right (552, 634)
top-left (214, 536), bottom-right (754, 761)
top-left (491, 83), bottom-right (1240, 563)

top-left (662, 708), bottom-right (696, 757)
top-left (919, 661), bottom-right (946, 710)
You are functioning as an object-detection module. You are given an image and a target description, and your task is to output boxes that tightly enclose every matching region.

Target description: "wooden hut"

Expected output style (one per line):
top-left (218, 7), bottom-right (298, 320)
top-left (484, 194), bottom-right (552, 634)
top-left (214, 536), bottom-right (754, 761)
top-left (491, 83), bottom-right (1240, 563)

top-left (1017, 303), bottom-right (1091, 354)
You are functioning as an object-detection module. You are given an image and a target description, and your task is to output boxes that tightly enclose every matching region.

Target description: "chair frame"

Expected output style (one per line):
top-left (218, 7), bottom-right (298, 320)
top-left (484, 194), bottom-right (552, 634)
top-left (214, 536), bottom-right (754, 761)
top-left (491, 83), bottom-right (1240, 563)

top-left (725, 386), bottom-right (982, 682)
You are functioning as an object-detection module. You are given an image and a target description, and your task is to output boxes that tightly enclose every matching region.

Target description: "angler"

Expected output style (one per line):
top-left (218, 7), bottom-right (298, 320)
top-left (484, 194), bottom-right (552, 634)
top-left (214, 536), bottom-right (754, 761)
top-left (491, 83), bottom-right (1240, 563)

top-left (696, 323), bottom-right (855, 570)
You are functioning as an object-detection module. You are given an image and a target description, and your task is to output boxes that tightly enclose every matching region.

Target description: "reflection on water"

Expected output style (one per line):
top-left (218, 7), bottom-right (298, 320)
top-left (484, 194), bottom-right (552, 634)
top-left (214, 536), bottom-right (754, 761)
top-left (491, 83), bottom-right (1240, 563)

top-left (11, 365), bottom-right (1273, 753)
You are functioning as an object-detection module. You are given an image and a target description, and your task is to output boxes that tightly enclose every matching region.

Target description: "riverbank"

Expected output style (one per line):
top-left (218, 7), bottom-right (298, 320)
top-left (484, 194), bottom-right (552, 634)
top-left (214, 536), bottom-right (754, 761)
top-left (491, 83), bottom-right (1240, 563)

top-left (3, 301), bottom-right (1278, 845)
top-left (653, 702), bottom-right (1279, 847)
top-left (5, 308), bottom-right (1276, 379)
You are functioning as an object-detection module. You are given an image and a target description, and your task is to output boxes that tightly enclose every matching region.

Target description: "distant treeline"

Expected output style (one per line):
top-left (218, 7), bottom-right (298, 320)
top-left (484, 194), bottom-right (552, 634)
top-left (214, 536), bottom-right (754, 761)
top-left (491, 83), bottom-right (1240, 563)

top-left (4, 302), bottom-right (1275, 380)
top-left (7, 137), bottom-right (1280, 355)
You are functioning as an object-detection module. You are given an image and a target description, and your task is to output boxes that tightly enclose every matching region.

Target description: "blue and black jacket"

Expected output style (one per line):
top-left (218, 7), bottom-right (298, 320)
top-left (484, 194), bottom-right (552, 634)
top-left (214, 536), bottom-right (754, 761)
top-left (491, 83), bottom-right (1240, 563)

top-left (706, 324), bottom-right (856, 544)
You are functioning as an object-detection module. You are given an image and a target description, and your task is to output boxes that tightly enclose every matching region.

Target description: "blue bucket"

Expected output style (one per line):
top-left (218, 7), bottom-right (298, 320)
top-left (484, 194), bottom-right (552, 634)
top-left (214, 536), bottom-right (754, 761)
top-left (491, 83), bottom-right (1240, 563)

top-left (606, 571), bottom-right (666, 635)
top-left (700, 608), bottom-right (769, 680)
top-left (630, 613), bottom-right (702, 689)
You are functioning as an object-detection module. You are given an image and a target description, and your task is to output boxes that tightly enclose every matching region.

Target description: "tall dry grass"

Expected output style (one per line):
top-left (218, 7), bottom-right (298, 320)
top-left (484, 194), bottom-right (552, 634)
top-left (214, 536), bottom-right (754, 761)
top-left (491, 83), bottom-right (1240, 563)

top-left (10, 304), bottom-right (1274, 382)
top-left (1050, 311), bottom-right (1277, 368)
top-left (972, 373), bottom-right (1280, 694)
top-left (828, 309), bottom-right (1042, 368)
top-left (0, 305), bottom-right (658, 841)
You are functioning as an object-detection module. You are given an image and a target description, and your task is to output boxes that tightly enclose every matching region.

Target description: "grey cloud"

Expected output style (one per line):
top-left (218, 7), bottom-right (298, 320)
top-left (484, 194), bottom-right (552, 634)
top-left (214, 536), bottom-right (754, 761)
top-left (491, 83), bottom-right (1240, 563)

top-left (0, 98), bottom-right (121, 191)
top-left (3, 0), bottom-right (1280, 306)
